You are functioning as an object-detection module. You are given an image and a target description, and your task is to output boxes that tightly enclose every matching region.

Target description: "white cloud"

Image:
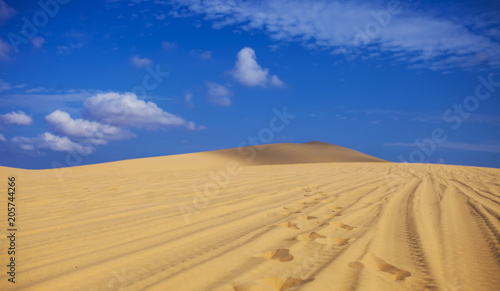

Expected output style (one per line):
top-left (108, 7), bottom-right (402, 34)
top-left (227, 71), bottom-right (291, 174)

top-left (31, 36), bottom-right (45, 49)
top-left (83, 92), bottom-right (204, 130)
top-left (12, 132), bottom-right (93, 154)
top-left (161, 41), bottom-right (177, 51)
top-left (205, 81), bottom-right (232, 106)
top-left (0, 38), bottom-right (12, 60)
top-left (0, 0), bottom-right (16, 24)
top-left (0, 111), bottom-right (33, 126)
top-left (231, 47), bottom-right (284, 87)
top-left (45, 110), bottom-right (136, 144)
top-left (169, 0), bottom-right (500, 70)
top-left (131, 55), bottom-right (153, 67)
top-left (0, 133), bottom-right (5, 142)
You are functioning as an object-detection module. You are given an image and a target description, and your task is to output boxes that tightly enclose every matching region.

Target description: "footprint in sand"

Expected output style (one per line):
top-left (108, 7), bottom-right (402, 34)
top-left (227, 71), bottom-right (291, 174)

top-left (296, 231), bottom-right (326, 241)
top-left (355, 254), bottom-right (411, 281)
top-left (255, 249), bottom-right (294, 262)
top-left (330, 221), bottom-right (356, 230)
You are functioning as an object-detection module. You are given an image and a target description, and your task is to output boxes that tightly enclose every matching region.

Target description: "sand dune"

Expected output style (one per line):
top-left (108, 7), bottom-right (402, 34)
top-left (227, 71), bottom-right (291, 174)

top-left (1, 143), bottom-right (499, 290)
top-left (210, 141), bottom-right (388, 165)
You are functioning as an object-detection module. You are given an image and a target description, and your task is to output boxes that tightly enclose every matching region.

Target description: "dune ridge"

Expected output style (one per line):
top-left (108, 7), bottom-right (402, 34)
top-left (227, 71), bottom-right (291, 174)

top-left (0, 143), bottom-right (499, 290)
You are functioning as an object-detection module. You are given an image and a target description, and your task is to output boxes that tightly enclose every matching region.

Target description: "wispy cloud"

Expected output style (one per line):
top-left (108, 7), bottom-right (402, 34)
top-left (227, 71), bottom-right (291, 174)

top-left (168, 0), bottom-right (500, 70)
top-left (0, 79), bottom-right (26, 92)
top-left (57, 31), bottom-right (88, 55)
top-left (25, 87), bottom-right (47, 93)
top-left (0, 89), bottom-right (97, 114)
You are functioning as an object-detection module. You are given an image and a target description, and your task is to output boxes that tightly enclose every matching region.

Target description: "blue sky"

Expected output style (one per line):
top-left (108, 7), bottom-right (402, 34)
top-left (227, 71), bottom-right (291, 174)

top-left (0, 0), bottom-right (499, 169)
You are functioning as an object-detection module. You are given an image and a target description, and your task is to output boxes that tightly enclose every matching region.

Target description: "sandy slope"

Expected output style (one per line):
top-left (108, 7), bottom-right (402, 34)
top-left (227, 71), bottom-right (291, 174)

top-left (0, 143), bottom-right (499, 290)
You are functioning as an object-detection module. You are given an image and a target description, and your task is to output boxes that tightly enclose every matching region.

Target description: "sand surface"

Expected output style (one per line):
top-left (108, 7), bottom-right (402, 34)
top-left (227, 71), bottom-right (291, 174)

top-left (1, 143), bottom-right (499, 290)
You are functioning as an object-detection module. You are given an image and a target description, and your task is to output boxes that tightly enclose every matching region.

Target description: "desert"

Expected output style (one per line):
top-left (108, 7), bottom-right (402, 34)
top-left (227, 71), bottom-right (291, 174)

top-left (1, 142), bottom-right (499, 290)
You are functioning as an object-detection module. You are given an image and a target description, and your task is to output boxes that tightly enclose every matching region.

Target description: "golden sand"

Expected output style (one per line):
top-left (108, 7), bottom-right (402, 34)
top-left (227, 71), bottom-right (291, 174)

top-left (1, 143), bottom-right (499, 290)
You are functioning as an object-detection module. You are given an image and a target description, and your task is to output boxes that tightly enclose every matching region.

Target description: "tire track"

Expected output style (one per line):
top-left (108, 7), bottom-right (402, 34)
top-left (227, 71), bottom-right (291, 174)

top-left (466, 199), bottom-right (500, 264)
top-left (405, 179), bottom-right (438, 290)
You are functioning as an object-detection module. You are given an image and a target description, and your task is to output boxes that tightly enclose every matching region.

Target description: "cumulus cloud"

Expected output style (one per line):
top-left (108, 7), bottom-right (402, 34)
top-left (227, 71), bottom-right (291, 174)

top-left (0, 111), bottom-right (33, 126)
top-left (0, 133), bottom-right (5, 142)
top-left (0, 0), bottom-right (16, 24)
top-left (205, 81), bottom-right (232, 106)
top-left (131, 55), bottom-right (153, 67)
top-left (83, 92), bottom-right (204, 130)
top-left (169, 0), bottom-right (500, 70)
top-left (12, 132), bottom-right (93, 154)
top-left (231, 47), bottom-right (284, 87)
top-left (45, 110), bottom-right (136, 144)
